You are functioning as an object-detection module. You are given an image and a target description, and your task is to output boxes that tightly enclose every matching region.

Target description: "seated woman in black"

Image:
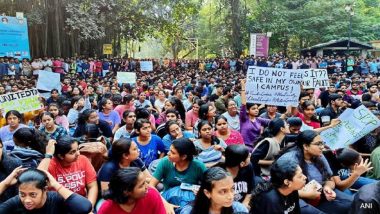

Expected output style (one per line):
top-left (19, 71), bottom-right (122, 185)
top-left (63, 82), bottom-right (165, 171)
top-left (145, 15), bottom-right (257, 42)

top-left (0, 168), bottom-right (92, 214)
top-left (218, 144), bottom-right (254, 209)
top-left (73, 109), bottom-right (113, 139)
top-left (250, 158), bottom-right (307, 214)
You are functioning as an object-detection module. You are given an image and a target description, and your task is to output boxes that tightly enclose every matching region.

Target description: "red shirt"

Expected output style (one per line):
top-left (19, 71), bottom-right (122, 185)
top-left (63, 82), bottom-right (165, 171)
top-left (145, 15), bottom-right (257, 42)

top-left (48, 155), bottom-right (97, 196)
top-left (98, 187), bottom-right (166, 214)
top-left (95, 61), bottom-right (102, 72)
top-left (53, 60), bottom-right (64, 74)
top-left (296, 112), bottom-right (321, 129)
top-left (219, 129), bottom-right (244, 145)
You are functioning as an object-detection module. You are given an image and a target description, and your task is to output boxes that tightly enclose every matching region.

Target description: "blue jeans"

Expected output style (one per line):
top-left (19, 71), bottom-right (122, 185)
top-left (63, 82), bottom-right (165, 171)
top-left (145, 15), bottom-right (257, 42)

top-left (339, 169), bottom-right (376, 190)
top-left (300, 189), bottom-right (353, 214)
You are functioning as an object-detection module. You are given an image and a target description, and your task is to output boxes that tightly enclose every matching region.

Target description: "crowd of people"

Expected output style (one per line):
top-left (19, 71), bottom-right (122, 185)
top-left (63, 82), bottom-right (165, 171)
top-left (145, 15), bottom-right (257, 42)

top-left (0, 53), bottom-right (379, 214)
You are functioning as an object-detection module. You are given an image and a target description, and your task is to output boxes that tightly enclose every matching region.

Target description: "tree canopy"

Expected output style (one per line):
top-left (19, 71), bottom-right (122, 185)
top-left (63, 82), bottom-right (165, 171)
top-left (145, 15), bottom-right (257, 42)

top-left (0, 0), bottom-right (379, 58)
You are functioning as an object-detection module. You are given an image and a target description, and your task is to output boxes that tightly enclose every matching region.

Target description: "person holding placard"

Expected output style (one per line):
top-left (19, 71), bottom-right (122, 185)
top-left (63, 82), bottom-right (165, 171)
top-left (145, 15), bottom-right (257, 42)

top-left (239, 79), bottom-right (270, 151)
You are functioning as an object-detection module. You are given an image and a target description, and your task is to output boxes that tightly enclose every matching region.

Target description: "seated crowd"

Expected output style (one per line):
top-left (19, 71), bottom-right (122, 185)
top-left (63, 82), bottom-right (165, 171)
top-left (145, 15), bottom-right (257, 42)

top-left (0, 55), bottom-right (380, 214)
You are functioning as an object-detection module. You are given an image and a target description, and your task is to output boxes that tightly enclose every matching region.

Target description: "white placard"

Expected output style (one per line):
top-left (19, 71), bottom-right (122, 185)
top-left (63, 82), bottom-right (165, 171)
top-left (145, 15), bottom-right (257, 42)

top-left (303, 69), bottom-right (329, 89)
top-left (36, 71), bottom-right (61, 92)
top-left (320, 105), bottom-right (380, 149)
top-left (140, 61), bottom-right (153, 72)
top-left (245, 66), bottom-right (302, 106)
top-left (117, 72), bottom-right (136, 84)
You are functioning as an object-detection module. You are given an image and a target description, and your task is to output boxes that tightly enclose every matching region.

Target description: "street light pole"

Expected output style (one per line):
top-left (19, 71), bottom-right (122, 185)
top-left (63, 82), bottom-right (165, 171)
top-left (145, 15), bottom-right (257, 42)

top-left (345, 4), bottom-right (355, 53)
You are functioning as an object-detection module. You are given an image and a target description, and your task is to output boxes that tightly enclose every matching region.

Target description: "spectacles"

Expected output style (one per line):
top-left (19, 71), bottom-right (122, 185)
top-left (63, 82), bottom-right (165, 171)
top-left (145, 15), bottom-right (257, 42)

top-left (310, 141), bottom-right (325, 147)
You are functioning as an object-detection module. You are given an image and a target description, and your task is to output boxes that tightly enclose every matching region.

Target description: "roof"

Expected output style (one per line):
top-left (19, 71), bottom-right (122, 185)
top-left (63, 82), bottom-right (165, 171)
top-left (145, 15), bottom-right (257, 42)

top-left (302, 38), bottom-right (373, 51)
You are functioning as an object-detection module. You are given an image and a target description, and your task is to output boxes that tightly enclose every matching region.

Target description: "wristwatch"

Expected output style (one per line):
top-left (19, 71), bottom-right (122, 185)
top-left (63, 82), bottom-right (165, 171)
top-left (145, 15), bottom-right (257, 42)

top-left (44, 154), bottom-right (53, 159)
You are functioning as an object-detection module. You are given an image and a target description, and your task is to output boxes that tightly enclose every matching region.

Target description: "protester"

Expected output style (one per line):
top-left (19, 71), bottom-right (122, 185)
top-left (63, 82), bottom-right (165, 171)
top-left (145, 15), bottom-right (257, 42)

top-left (98, 167), bottom-right (165, 214)
top-left (0, 110), bottom-right (27, 151)
top-left (37, 136), bottom-right (98, 209)
top-left (250, 158), bottom-right (306, 214)
top-left (180, 167), bottom-right (248, 214)
top-left (0, 168), bottom-right (92, 214)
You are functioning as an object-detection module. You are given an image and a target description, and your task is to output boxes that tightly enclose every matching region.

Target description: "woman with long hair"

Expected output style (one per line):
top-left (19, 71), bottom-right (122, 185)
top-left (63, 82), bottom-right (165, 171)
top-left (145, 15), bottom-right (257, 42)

top-left (67, 95), bottom-right (91, 129)
top-left (0, 168), bottom-right (92, 214)
top-left (98, 167), bottom-right (165, 214)
top-left (98, 138), bottom-right (151, 193)
top-left (98, 98), bottom-right (121, 133)
top-left (156, 97), bottom-right (186, 125)
top-left (37, 136), bottom-right (98, 209)
top-left (180, 167), bottom-right (248, 214)
top-left (250, 158), bottom-right (306, 214)
top-left (194, 120), bottom-right (227, 167)
top-left (278, 130), bottom-right (353, 214)
top-left (39, 112), bottom-right (68, 140)
top-left (150, 138), bottom-right (207, 212)
top-left (48, 103), bottom-right (69, 132)
top-left (324, 148), bottom-right (374, 194)
top-left (251, 118), bottom-right (289, 180)
top-left (114, 110), bottom-right (136, 141)
top-left (73, 109), bottom-right (113, 139)
top-left (132, 118), bottom-right (165, 167)
top-left (0, 110), bottom-right (27, 151)
top-left (218, 145), bottom-right (254, 209)
top-left (154, 90), bottom-right (168, 114)
top-left (185, 99), bottom-right (204, 131)
top-left (162, 120), bottom-right (195, 153)
top-left (295, 101), bottom-right (340, 132)
top-left (114, 94), bottom-right (136, 118)
top-left (239, 79), bottom-right (270, 152)
top-left (193, 103), bottom-right (216, 136)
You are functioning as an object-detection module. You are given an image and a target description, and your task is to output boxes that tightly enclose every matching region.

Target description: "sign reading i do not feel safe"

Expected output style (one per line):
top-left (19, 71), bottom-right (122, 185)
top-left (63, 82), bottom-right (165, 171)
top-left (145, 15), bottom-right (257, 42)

top-left (245, 66), bottom-right (303, 106)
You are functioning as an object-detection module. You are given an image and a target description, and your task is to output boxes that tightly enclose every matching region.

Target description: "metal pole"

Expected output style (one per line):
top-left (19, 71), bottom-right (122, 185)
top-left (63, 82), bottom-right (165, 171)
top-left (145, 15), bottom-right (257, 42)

top-left (348, 14), bottom-right (352, 52)
top-left (196, 39), bottom-right (199, 59)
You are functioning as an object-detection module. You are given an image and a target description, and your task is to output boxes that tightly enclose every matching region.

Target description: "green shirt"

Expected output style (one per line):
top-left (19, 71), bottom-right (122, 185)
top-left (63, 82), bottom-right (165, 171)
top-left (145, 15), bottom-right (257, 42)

top-left (153, 157), bottom-right (207, 190)
top-left (368, 146), bottom-right (380, 179)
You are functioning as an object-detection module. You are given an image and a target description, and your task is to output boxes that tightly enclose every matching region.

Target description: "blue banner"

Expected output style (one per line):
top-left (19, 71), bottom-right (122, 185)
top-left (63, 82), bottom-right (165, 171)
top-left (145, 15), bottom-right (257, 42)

top-left (0, 16), bottom-right (30, 59)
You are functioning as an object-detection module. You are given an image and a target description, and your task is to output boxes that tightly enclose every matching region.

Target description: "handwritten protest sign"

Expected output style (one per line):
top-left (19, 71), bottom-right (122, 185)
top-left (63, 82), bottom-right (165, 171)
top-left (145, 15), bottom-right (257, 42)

top-left (117, 72), bottom-right (136, 84)
top-left (245, 66), bottom-right (303, 106)
top-left (320, 105), bottom-right (380, 150)
top-left (0, 89), bottom-right (41, 115)
top-left (302, 69), bottom-right (329, 89)
top-left (140, 61), bottom-right (153, 72)
top-left (36, 72), bottom-right (61, 92)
